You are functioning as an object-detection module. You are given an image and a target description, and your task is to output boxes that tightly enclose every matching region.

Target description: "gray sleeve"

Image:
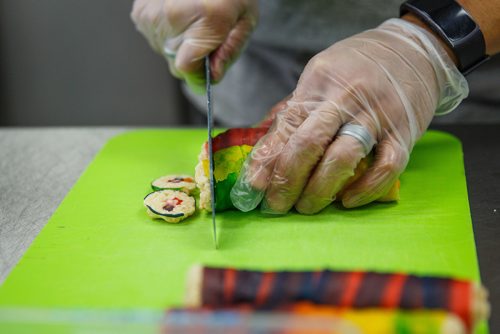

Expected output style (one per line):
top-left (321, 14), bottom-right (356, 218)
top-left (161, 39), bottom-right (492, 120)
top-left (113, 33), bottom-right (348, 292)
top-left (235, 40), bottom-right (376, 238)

top-left (183, 0), bottom-right (500, 125)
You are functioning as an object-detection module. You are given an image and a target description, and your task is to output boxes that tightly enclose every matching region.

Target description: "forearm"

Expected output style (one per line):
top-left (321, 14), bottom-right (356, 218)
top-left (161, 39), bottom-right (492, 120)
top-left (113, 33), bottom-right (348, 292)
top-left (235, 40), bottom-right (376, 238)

top-left (457, 0), bottom-right (500, 55)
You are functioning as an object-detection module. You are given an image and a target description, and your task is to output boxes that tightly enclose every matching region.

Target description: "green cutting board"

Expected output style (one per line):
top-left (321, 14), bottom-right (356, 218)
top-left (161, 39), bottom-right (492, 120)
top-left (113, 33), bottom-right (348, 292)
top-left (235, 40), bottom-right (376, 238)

top-left (0, 129), bottom-right (485, 331)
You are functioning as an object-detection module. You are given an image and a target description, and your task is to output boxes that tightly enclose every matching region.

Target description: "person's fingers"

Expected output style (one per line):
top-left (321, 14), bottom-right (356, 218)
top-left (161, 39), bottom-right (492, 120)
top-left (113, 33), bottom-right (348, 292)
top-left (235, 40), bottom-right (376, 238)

top-left (132, 0), bottom-right (168, 54)
top-left (249, 102), bottom-right (311, 191)
top-left (174, 16), bottom-right (251, 92)
top-left (293, 98), bottom-right (392, 214)
top-left (294, 120), bottom-right (377, 214)
top-left (130, 0), bottom-right (148, 34)
top-left (341, 134), bottom-right (409, 208)
top-left (132, 0), bottom-right (259, 93)
top-left (291, 95), bottom-right (386, 214)
top-left (230, 101), bottom-right (309, 212)
top-left (165, 55), bottom-right (183, 79)
top-left (211, 15), bottom-right (256, 82)
top-left (261, 105), bottom-right (344, 214)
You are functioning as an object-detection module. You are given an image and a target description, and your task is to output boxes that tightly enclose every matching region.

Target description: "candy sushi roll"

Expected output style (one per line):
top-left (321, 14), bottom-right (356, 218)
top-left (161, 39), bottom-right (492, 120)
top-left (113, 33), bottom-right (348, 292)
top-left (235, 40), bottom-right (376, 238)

top-left (185, 266), bottom-right (489, 330)
top-left (195, 128), bottom-right (400, 212)
top-left (151, 175), bottom-right (196, 194)
top-left (144, 190), bottom-right (195, 223)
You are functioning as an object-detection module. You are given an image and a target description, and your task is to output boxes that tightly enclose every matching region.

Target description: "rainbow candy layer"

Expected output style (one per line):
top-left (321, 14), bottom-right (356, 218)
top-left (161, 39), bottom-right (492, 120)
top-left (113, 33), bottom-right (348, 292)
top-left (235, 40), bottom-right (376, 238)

top-left (164, 307), bottom-right (464, 334)
top-left (199, 128), bottom-right (400, 211)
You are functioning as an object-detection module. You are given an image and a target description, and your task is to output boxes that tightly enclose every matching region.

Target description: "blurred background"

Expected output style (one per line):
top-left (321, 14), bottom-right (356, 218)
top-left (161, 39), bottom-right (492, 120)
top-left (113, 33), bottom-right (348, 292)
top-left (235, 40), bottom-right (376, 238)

top-left (0, 0), bottom-right (189, 126)
top-left (0, 0), bottom-right (498, 126)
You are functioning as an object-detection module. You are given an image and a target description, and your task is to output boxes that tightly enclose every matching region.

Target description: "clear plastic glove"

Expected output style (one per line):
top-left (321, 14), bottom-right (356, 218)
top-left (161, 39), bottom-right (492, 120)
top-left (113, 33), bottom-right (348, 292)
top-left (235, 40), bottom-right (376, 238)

top-left (131, 0), bottom-right (258, 92)
top-left (231, 18), bottom-right (468, 215)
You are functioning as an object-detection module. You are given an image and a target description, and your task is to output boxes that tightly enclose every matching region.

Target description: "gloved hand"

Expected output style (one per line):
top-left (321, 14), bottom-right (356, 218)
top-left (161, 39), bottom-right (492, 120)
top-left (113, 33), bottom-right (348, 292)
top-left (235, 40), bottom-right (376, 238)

top-left (131, 0), bottom-right (258, 92)
top-left (230, 18), bottom-right (468, 215)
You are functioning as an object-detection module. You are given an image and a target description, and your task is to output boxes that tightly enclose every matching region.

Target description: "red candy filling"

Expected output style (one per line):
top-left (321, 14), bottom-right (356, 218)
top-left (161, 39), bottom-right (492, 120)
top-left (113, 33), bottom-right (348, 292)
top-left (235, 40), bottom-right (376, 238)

top-left (163, 197), bottom-right (183, 212)
top-left (167, 177), bottom-right (194, 183)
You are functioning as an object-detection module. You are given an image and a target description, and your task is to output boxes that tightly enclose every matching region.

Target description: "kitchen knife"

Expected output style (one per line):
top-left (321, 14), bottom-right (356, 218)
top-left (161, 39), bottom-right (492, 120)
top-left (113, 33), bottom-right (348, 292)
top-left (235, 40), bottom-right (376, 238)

top-left (205, 56), bottom-right (217, 249)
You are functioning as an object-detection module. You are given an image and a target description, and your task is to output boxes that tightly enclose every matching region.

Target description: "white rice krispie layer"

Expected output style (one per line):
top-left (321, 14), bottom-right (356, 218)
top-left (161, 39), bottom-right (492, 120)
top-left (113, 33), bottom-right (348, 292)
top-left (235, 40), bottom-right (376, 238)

top-left (194, 144), bottom-right (211, 212)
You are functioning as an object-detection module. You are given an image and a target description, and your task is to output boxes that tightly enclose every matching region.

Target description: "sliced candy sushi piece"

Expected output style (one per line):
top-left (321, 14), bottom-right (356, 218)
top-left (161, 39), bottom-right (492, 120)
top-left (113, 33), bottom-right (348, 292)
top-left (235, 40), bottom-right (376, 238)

top-left (151, 175), bottom-right (196, 194)
top-left (144, 190), bottom-right (195, 223)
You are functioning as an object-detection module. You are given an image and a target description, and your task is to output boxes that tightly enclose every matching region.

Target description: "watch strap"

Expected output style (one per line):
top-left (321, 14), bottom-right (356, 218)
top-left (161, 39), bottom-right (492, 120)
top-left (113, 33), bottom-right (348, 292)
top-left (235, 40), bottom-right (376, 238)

top-left (400, 0), bottom-right (490, 75)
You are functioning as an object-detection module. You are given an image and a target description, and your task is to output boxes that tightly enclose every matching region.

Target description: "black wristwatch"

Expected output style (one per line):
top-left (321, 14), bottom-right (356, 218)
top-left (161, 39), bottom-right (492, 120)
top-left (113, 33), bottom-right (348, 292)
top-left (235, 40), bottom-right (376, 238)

top-left (400, 0), bottom-right (490, 75)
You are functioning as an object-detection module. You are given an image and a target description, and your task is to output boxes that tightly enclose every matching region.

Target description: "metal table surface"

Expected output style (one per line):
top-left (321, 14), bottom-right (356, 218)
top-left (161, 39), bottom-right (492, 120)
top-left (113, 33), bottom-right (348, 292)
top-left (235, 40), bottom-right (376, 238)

top-left (0, 125), bottom-right (498, 331)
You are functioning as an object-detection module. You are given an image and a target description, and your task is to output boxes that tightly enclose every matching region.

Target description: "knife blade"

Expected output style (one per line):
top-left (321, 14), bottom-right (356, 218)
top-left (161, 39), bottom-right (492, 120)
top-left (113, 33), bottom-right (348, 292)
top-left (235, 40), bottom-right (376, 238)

top-left (205, 56), bottom-right (217, 249)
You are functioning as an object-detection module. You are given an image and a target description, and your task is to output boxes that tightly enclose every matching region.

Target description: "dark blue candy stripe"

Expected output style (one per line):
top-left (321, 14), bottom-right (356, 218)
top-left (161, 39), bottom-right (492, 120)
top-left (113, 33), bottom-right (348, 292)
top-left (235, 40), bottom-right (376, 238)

top-left (279, 271), bottom-right (306, 303)
top-left (314, 270), bottom-right (331, 304)
top-left (296, 271), bottom-right (317, 302)
top-left (203, 267), bottom-right (226, 307)
top-left (321, 271), bottom-right (348, 306)
top-left (263, 271), bottom-right (287, 309)
top-left (399, 275), bottom-right (423, 309)
top-left (422, 277), bottom-right (450, 309)
top-left (353, 272), bottom-right (391, 308)
top-left (235, 270), bottom-right (262, 304)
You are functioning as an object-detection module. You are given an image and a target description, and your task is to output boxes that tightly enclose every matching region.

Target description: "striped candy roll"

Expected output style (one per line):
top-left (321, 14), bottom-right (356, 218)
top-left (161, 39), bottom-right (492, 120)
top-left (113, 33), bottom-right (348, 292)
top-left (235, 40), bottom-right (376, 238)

top-left (163, 307), bottom-right (466, 334)
top-left (185, 266), bottom-right (489, 329)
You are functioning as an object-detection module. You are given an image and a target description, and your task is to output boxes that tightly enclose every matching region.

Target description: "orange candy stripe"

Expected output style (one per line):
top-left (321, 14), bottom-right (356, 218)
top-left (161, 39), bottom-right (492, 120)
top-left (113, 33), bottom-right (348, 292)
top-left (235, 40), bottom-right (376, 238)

top-left (223, 269), bottom-right (237, 305)
top-left (255, 272), bottom-right (276, 306)
top-left (381, 273), bottom-right (407, 308)
top-left (340, 272), bottom-right (365, 307)
top-left (449, 280), bottom-right (472, 328)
